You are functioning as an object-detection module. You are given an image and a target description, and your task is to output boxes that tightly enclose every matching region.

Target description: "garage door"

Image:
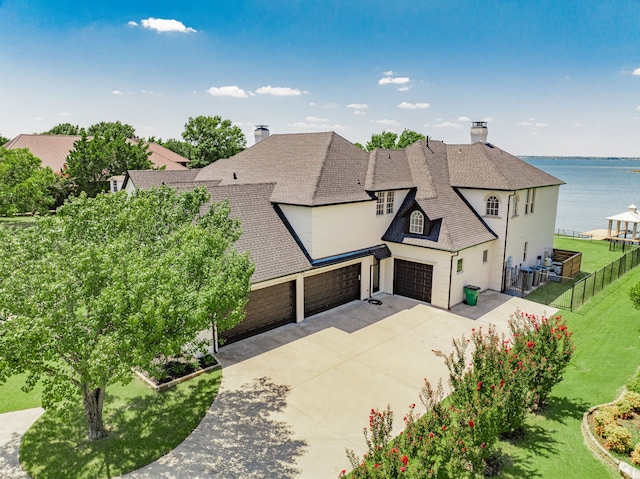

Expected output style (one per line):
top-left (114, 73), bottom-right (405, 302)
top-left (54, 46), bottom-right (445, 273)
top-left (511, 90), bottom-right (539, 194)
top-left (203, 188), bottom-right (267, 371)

top-left (394, 259), bottom-right (433, 303)
top-left (219, 281), bottom-right (296, 344)
top-left (304, 264), bottom-right (361, 317)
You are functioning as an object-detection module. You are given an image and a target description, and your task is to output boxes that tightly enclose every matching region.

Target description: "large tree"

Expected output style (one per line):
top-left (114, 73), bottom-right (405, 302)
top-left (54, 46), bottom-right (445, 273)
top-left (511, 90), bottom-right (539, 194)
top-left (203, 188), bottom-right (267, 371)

top-left (88, 121), bottom-right (136, 139)
top-left (43, 123), bottom-right (85, 135)
top-left (182, 115), bottom-right (246, 168)
top-left (0, 186), bottom-right (253, 440)
top-left (0, 134), bottom-right (9, 145)
top-left (66, 131), bottom-right (152, 196)
top-left (358, 129), bottom-right (427, 151)
top-left (0, 147), bottom-right (57, 215)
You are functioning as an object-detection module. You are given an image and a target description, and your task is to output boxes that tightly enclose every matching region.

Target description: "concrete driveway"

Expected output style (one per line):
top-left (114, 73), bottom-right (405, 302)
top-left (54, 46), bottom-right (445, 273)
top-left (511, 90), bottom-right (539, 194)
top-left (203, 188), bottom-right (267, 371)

top-left (124, 291), bottom-right (556, 479)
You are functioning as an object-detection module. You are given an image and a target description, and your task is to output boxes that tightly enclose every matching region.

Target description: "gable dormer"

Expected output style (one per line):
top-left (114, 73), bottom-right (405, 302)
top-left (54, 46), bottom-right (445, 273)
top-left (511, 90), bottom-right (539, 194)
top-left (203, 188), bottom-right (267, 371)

top-left (383, 190), bottom-right (442, 244)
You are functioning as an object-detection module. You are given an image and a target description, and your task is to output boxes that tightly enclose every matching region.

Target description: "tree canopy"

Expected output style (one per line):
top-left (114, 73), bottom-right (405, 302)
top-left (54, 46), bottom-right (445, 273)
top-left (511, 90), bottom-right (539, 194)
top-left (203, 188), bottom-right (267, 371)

top-left (357, 129), bottom-right (427, 151)
top-left (66, 131), bottom-right (152, 196)
top-left (87, 121), bottom-right (136, 139)
top-left (0, 147), bottom-right (57, 215)
top-left (0, 134), bottom-right (9, 145)
top-left (43, 123), bottom-right (85, 136)
top-left (182, 115), bottom-right (246, 168)
top-left (0, 186), bottom-right (254, 440)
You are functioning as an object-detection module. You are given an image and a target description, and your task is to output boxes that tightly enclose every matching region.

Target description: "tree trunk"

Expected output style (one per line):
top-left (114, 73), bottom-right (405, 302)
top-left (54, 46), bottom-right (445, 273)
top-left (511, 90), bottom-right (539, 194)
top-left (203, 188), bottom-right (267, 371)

top-left (82, 384), bottom-right (107, 440)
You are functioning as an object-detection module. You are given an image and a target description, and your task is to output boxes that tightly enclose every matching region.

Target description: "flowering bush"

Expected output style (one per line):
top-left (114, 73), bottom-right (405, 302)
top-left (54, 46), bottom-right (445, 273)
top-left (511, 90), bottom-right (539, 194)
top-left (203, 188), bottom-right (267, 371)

top-left (508, 312), bottom-right (574, 409)
top-left (631, 443), bottom-right (640, 466)
top-left (603, 423), bottom-right (633, 453)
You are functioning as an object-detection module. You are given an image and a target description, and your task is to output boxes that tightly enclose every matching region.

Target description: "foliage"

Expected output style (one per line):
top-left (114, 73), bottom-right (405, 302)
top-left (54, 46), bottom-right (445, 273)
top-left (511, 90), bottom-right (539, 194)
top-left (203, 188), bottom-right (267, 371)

top-left (43, 123), bottom-right (85, 135)
top-left (20, 370), bottom-right (221, 479)
top-left (87, 120), bottom-right (136, 139)
top-left (603, 423), bottom-right (633, 453)
top-left (159, 138), bottom-right (193, 159)
top-left (508, 312), bottom-right (574, 409)
top-left (627, 370), bottom-right (640, 393)
top-left (0, 147), bottom-right (57, 215)
top-left (359, 129), bottom-right (426, 151)
top-left (0, 134), bottom-right (9, 145)
top-left (66, 131), bottom-right (151, 196)
top-left (182, 115), bottom-right (246, 168)
top-left (631, 443), bottom-right (640, 466)
top-left (629, 281), bottom-right (640, 311)
top-left (0, 187), bottom-right (253, 440)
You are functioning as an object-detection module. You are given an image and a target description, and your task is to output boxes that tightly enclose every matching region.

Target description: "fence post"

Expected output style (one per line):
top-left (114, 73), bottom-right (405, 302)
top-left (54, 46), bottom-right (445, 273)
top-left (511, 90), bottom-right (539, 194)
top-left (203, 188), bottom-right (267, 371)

top-left (570, 282), bottom-right (575, 312)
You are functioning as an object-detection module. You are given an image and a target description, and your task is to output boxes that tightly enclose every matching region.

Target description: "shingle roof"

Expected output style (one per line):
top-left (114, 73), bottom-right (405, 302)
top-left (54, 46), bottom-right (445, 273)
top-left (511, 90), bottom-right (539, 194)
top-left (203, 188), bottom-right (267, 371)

top-left (125, 169), bottom-right (202, 190)
top-left (382, 141), bottom-right (498, 251)
top-left (364, 149), bottom-right (416, 192)
top-left (4, 134), bottom-right (189, 172)
top-left (447, 142), bottom-right (564, 190)
top-left (195, 132), bottom-right (372, 206)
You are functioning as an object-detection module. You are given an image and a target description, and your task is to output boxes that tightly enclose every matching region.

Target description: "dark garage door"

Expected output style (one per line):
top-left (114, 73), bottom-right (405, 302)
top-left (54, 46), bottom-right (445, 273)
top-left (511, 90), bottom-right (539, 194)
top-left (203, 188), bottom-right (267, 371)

top-left (304, 263), bottom-right (361, 317)
top-left (219, 281), bottom-right (296, 344)
top-left (394, 259), bottom-right (433, 303)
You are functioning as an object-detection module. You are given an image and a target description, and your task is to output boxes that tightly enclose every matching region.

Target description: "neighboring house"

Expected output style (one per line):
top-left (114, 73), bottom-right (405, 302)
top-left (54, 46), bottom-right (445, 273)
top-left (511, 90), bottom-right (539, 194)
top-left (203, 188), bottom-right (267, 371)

top-left (123, 123), bottom-right (563, 345)
top-left (3, 134), bottom-right (189, 174)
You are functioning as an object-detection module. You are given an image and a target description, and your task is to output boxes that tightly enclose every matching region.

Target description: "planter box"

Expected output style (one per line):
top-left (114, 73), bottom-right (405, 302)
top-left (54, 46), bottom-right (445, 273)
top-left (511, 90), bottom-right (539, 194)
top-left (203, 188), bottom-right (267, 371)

top-left (133, 361), bottom-right (221, 393)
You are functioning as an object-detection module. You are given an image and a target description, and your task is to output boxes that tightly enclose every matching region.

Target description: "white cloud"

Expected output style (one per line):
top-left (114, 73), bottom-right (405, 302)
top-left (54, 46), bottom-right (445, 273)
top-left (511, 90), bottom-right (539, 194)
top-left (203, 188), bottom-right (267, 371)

top-left (517, 122), bottom-right (533, 126)
top-left (433, 121), bottom-right (463, 129)
top-left (206, 86), bottom-right (248, 98)
top-left (128, 21), bottom-right (138, 27)
top-left (256, 85), bottom-right (306, 96)
top-left (137, 18), bottom-right (197, 33)
top-left (306, 116), bottom-right (329, 122)
top-left (637, 105), bottom-right (640, 111)
top-left (397, 102), bottom-right (429, 110)
top-left (535, 122), bottom-right (548, 127)
top-left (383, 70), bottom-right (395, 76)
top-left (112, 90), bottom-right (123, 95)
top-left (34, 116), bottom-right (44, 121)
top-left (374, 119), bottom-right (401, 127)
top-left (458, 116), bottom-right (470, 122)
top-left (309, 102), bottom-right (316, 106)
top-left (378, 76), bottom-right (410, 85)
top-left (517, 121), bottom-right (548, 127)
top-left (633, 68), bottom-right (640, 76)
top-left (397, 86), bottom-right (412, 91)
top-left (482, 117), bottom-right (493, 122)
top-left (353, 111), bottom-right (367, 116)
top-left (346, 103), bottom-right (368, 109)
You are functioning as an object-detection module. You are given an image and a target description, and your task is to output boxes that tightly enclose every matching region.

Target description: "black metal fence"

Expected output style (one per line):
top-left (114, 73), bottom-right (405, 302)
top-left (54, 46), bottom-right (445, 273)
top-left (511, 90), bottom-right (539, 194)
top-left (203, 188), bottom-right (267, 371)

top-left (535, 248), bottom-right (640, 311)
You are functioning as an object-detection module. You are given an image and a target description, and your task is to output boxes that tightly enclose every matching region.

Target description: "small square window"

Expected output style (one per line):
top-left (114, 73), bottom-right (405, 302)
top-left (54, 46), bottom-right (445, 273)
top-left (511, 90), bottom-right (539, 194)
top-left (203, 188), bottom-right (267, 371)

top-left (457, 258), bottom-right (463, 273)
top-left (483, 249), bottom-right (488, 263)
top-left (523, 241), bottom-right (528, 262)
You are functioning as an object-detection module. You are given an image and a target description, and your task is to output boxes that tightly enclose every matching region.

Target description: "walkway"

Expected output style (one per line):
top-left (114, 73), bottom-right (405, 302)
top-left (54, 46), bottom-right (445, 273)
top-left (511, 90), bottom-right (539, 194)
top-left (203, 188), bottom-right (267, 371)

top-left (0, 291), bottom-right (556, 478)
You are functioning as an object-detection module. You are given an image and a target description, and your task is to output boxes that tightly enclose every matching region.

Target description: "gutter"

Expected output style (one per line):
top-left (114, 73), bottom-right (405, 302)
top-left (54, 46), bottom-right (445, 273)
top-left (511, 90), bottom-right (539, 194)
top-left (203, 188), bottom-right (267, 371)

top-left (501, 192), bottom-right (515, 291)
top-left (448, 251), bottom-right (459, 309)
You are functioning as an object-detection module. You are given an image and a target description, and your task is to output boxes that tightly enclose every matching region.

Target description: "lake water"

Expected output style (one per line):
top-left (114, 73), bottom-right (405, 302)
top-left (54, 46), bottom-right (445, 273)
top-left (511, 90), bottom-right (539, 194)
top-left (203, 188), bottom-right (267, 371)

top-left (522, 157), bottom-right (640, 234)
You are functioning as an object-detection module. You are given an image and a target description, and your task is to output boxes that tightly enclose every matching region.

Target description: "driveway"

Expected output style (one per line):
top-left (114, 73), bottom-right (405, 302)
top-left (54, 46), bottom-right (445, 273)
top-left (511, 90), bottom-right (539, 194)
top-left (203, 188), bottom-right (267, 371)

top-left (0, 291), bottom-right (556, 479)
top-left (125, 291), bottom-right (556, 478)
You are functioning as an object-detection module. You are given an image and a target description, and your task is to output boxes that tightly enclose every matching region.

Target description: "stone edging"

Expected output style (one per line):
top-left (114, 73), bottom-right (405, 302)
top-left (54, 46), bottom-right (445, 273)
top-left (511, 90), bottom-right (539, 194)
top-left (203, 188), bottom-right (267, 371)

top-left (582, 402), bottom-right (640, 479)
top-left (133, 362), bottom-right (221, 393)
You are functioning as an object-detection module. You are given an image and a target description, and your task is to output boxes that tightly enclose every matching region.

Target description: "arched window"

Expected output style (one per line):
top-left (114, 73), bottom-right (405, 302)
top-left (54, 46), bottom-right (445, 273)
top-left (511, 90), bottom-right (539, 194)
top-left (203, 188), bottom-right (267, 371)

top-left (486, 196), bottom-right (499, 217)
top-left (409, 210), bottom-right (424, 234)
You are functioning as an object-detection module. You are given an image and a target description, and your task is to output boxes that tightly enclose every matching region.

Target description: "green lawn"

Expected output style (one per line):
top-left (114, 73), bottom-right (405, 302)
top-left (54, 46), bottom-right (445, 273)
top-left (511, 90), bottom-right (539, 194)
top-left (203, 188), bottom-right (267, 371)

top-left (0, 373), bottom-right (43, 413)
top-left (19, 370), bottom-right (221, 479)
top-left (497, 244), bottom-right (640, 478)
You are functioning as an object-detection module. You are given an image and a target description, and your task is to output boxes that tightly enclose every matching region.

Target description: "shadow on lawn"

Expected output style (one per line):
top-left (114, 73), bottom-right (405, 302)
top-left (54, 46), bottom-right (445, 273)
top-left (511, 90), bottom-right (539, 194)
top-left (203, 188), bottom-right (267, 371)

top-left (19, 372), bottom-right (221, 479)
top-left (0, 433), bottom-right (29, 479)
top-left (541, 395), bottom-right (590, 425)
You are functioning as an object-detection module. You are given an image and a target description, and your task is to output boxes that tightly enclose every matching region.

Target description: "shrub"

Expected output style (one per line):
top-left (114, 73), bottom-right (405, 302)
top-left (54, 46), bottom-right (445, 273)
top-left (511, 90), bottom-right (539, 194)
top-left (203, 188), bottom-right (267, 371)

top-left (508, 312), bottom-right (574, 409)
top-left (622, 391), bottom-right (640, 412)
top-left (631, 443), bottom-right (640, 466)
top-left (627, 369), bottom-right (640, 394)
top-left (594, 405), bottom-right (619, 437)
top-left (603, 424), bottom-right (633, 453)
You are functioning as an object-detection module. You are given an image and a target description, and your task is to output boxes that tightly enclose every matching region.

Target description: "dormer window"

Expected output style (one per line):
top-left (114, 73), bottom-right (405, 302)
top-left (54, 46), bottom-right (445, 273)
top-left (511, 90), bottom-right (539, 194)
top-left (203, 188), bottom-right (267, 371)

top-left (409, 211), bottom-right (424, 234)
top-left (486, 196), bottom-right (499, 217)
top-left (376, 192), bottom-right (386, 216)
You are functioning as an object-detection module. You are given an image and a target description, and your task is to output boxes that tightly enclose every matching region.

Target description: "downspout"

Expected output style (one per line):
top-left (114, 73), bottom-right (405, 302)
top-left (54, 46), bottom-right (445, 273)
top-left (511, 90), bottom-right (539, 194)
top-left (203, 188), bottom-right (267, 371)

top-left (501, 192), bottom-right (515, 292)
top-left (448, 251), bottom-right (459, 309)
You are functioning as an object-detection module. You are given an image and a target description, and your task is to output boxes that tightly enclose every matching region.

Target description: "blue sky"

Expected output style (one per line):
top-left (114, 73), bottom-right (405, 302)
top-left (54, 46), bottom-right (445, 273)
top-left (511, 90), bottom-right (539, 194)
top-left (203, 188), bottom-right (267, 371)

top-left (1, 0), bottom-right (639, 156)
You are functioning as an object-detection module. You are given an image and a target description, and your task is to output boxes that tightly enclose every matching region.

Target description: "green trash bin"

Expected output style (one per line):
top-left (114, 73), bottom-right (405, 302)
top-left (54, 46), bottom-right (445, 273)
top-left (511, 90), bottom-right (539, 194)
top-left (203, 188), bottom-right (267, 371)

top-left (464, 285), bottom-right (480, 306)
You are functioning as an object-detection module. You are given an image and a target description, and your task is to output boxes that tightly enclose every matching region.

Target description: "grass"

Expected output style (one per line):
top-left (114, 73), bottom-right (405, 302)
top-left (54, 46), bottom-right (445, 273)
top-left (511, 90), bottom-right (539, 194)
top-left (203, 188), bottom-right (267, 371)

top-left (0, 373), bottom-right (43, 413)
top-left (19, 370), bottom-right (221, 479)
top-left (496, 240), bottom-right (640, 478)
